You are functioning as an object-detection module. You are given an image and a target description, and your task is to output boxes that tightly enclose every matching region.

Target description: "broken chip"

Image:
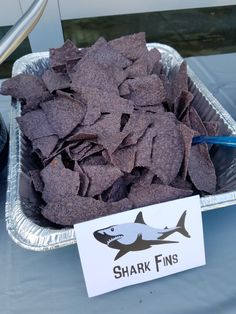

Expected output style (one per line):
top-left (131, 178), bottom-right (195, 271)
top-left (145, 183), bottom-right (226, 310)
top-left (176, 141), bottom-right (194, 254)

top-left (41, 96), bottom-right (86, 138)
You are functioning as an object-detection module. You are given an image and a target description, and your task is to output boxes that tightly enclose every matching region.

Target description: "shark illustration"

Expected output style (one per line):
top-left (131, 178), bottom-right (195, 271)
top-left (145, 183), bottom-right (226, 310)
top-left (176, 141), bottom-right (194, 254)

top-left (93, 211), bottom-right (190, 261)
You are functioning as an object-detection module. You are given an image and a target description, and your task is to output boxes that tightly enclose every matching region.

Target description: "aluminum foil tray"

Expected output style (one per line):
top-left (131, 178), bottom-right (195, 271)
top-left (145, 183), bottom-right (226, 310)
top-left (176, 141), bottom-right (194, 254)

top-left (5, 43), bottom-right (236, 251)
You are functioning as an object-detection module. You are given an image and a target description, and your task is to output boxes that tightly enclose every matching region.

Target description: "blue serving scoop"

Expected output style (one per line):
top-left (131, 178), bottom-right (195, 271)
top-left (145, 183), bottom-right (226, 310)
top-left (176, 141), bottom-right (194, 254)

top-left (192, 136), bottom-right (236, 147)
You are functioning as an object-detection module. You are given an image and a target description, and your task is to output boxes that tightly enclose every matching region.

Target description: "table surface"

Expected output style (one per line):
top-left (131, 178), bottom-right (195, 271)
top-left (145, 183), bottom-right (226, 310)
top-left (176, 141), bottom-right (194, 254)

top-left (0, 53), bottom-right (236, 314)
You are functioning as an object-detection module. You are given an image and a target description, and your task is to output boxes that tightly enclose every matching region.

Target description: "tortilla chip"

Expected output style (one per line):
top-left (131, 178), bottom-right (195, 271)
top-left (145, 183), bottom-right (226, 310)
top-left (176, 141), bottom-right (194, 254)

top-left (178, 123), bottom-right (196, 179)
top-left (42, 69), bottom-right (71, 93)
top-left (174, 91), bottom-right (193, 119)
top-left (189, 106), bottom-right (207, 135)
top-left (135, 104), bottom-right (165, 114)
top-left (41, 155), bottom-right (81, 202)
top-left (125, 57), bottom-right (148, 78)
top-left (71, 59), bottom-right (119, 95)
top-left (168, 61), bottom-right (188, 102)
top-left (16, 109), bottom-right (55, 141)
top-left (22, 91), bottom-right (53, 113)
top-left (49, 40), bottom-right (81, 68)
top-left (41, 195), bottom-right (133, 225)
top-left (134, 169), bottom-right (155, 186)
top-left (29, 170), bottom-right (44, 192)
top-left (135, 126), bottom-right (156, 168)
top-left (103, 176), bottom-right (133, 202)
top-left (119, 80), bottom-right (130, 96)
top-left (82, 164), bottom-right (123, 197)
top-left (111, 145), bottom-right (136, 173)
top-left (129, 184), bottom-right (192, 208)
top-left (69, 142), bottom-right (93, 161)
top-left (80, 154), bottom-right (107, 166)
top-left (32, 135), bottom-right (58, 159)
top-left (122, 111), bottom-right (154, 146)
top-left (204, 121), bottom-right (219, 136)
top-left (128, 74), bottom-right (165, 106)
top-left (181, 107), bottom-right (191, 127)
top-left (77, 87), bottom-right (134, 125)
top-left (188, 144), bottom-right (216, 194)
top-left (82, 37), bottom-right (132, 69)
top-left (77, 113), bottom-right (125, 154)
top-left (74, 163), bottom-right (90, 196)
top-left (125, 48), bottom-right (161, 78)
top-left (150, 113), bottom-right (184, 184)
top-left (170, 175), bottom-right (193, 190)
top-left (146, 48), bottom-right (162, 74)
top-left (41, 97), bottom-right (86, 138)
top-left (110, 32), bottom-right (148, 60)
top-left (0, 74), bottom-right (47, 100)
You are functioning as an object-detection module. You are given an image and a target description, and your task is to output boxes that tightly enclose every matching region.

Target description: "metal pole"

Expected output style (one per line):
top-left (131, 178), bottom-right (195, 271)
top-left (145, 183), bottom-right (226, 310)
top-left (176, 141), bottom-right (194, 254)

top-left (0, 0), bottom-right (48, 65)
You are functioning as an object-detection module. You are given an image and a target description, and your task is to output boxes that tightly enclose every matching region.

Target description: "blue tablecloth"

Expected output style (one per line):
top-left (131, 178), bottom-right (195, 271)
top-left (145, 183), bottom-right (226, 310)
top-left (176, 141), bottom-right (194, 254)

top-left (0, 53), bottom-right (236, 314)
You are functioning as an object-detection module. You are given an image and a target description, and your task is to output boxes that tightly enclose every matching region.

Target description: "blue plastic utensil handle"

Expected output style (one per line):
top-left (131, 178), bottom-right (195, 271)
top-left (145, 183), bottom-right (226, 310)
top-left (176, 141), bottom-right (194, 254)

top-left (192, 136), bottom-right (236, 147)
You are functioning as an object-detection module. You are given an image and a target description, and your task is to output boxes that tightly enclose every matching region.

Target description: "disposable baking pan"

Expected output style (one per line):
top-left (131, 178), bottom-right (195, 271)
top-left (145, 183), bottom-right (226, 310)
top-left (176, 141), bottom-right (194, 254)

top-left (5, 43), bottom-right (236, 251)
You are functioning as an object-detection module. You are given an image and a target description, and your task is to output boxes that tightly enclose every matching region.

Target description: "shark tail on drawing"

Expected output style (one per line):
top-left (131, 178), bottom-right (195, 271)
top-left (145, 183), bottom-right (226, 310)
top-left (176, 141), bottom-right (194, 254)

top-left (176, 210), bottom-right (191, 238)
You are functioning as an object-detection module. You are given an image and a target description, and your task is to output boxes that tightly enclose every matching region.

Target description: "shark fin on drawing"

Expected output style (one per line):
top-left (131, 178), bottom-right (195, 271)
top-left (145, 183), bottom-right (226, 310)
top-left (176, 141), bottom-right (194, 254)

top-left (176, 210), bottom-right (191, 238)
top-left (134, 212), bottom-right (146, 225)
top-left (115, 250), bottom-right (129, 261)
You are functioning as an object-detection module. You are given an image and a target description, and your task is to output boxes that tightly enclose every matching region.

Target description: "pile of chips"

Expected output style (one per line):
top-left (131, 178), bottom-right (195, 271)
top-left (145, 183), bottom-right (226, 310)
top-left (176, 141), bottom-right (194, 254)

top-left (0, 33), bottom-right (219, 226)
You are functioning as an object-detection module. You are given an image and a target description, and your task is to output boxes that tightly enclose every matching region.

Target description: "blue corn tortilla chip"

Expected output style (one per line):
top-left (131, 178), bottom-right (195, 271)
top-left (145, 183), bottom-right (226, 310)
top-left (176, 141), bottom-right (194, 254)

top-left (74, 163), bottom-right (90, 196)
top-left (189, 106), bottom-right (207, 135)
top-left (32, 135), bottom-right (58, 159)
top-left (126, 48), bottom-right (161, 78)
top-left (168, 61), bottom-right (188, 103)
top-left (80, 154), bottom-right (107, 166)
top-left (16, 109), bottom-right (55, 141)
top-left (135, 126), bottom-right (156, 168)
top-left (76, 87), bottom-right (134, 126)
top-left (42, 69), bottom-right (71, 93)
top-left (204, 121), bottom-right (219, 136)
top-left (82, 164), bottom-right (123, 197)
top-left (41, 96), bottom-right (86, 138)
top-left (135, 104), bottom-right (165, 114)
top-left (41, 196), bottom-right (133, 225)
top-left (22, 91), bottom-right (53, 113)
top-left (49, 40), bottom-right (81, 69)
top-left (121, 111), bottom-right (154, 146)
top-left (178, 123), bottom-right (196, 179)
top-left (71, 59), bottom-right (119, 95)
top-left (150, 113), bottom-right (184, 184)
top-left (188, 143), bottom-right (216, 194)
top-left (170, 175), bottom-right (193, 191)
top-left (0, 74), bottom-right (47, 100)
top-left (119, 80), bottom-right (130, 96)
top-left (134, 169), bottom-right (155, 186)
top-left (146, 48), bottom-right (161, 74)
top-left (128, 74), bottom-right (166, 107)
top-left (102, 174), bottom-right (134, 202)
top-left (76, 113), bottom-right (126, 154)
top-left (129, 184), bottom-right (193, 208)
top-left (69, 142), bottom-right (92, 161)
top-left (81, 37), bottom-right (132, 69)
top-left (41, 155), bottom-right (81, 203)
top-left (78, 87), bottom-right (134, 116)
top-left (110, 32), bottom-right (148, 61)
top-left (181, 106), bottom-right (191, 127)
top-left (125, 57), bottom-right (148, 78)
top-left (174, 91), bottom-right (193, 119)
top-left (111, 145), bottom-right (136, 173)
top-left (80, 144), bottom-right (103, 160)
top-left (29, 170), bottom-right (44, 193)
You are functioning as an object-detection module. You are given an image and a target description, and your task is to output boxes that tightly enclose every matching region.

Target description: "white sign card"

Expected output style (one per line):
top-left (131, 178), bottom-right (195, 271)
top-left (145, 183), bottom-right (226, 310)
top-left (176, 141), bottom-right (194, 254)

top-left (74, 195), bottom-right (205, 297)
